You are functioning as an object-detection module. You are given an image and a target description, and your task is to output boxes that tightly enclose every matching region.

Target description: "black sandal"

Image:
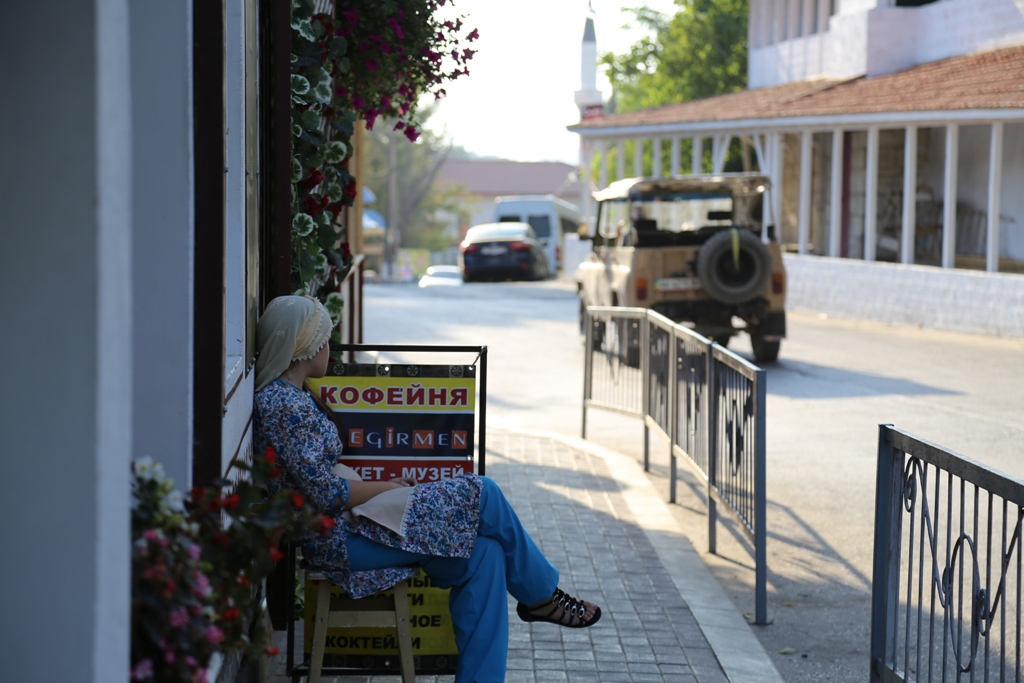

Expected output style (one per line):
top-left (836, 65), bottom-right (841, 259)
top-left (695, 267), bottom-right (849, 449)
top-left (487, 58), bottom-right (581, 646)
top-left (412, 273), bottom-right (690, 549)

top-left (516, 588), bottom-right (602, 629)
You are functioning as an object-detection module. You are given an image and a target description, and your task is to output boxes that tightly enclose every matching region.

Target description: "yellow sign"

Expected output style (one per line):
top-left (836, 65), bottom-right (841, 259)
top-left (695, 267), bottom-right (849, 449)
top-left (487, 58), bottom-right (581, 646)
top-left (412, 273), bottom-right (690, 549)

top-left (304, 574), bottom-right (458, 657)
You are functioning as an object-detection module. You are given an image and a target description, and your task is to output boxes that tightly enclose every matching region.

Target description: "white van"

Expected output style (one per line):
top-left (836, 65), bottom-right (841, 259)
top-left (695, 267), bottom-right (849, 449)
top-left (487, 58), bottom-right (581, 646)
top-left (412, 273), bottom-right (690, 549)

top-left (494, 195), bottom-right (580, 275)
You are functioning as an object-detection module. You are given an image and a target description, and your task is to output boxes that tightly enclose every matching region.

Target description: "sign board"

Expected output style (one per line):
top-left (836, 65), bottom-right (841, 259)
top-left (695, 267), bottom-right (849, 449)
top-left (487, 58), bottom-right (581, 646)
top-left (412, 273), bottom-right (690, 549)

top-left (303, 361), bottom-right (480, 673)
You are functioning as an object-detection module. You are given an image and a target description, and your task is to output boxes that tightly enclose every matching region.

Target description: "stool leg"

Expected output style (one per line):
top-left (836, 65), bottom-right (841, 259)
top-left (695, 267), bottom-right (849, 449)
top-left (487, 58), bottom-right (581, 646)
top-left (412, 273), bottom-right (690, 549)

top-left (308, 579), bottom-right (333, 683)
top-left (392, 581), bottom-right (415, 683)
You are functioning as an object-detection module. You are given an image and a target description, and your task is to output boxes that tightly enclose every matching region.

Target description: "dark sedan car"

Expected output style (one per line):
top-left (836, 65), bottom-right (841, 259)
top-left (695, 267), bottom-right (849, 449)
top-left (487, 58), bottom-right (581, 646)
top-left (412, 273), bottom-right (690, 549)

top-left (459, 222), bottom-right (550, 282)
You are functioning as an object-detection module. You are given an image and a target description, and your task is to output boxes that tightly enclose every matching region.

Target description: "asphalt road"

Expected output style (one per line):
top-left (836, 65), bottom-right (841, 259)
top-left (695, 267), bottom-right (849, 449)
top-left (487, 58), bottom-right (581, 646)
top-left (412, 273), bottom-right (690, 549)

top-left (363, 278), bottom-right (1024, 683)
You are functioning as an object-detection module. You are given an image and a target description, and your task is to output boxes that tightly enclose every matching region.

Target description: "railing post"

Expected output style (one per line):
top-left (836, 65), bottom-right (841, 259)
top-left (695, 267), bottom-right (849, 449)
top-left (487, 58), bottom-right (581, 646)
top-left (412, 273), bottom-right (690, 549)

top-left (707, 341), bottom-right (718, 554)
top-left (582, 307), bottom-right (592, 439)
top-left (668, 319), bottom-right (678, 504)
top-left (753, 367), bottom-right (767, 625)
top-left (869, 424), bottom-right (903, 683)
top-left (642, 312), bottom-right (651, 472)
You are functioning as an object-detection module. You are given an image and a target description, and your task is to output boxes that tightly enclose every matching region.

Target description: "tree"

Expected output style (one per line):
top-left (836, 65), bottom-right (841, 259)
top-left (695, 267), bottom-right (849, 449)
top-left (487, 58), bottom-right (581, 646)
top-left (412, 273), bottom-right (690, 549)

top-left (362, 111), bottom-right (472, 271)
top-left (601, 0), bottom-right (748, 114)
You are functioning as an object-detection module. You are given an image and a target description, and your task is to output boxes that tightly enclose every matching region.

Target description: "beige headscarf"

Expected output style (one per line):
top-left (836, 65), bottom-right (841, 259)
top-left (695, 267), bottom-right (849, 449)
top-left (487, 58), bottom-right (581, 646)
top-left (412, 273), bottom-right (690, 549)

top-left (255, 296), bottom-right (333, 391)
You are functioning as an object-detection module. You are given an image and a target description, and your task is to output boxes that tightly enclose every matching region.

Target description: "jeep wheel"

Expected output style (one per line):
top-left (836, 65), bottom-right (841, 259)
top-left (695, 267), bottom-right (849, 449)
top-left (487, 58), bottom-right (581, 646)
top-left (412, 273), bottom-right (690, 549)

top-left (749, 327), bottom-right (781, 363)
top-left (696, 229), bottom-right (772, 304)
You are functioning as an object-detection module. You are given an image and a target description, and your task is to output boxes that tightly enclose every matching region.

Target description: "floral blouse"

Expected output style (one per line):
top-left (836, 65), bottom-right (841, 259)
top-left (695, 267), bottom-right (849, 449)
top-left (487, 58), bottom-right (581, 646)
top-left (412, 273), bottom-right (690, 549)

top-left (253, 379), bottom-right (483, 598)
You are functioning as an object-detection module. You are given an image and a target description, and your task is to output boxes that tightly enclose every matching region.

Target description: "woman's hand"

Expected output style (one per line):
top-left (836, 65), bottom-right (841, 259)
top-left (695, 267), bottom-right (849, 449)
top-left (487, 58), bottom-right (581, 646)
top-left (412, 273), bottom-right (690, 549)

top-left (391, 476), bottom-right (417, 487)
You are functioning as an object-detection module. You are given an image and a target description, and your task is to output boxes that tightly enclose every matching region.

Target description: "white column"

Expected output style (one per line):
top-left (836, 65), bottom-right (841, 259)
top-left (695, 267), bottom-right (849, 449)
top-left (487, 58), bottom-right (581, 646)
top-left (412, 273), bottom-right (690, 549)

top-left (750, 0), bottom-right (760, 48)
top-left (633, 138), bottom-right (644, 177)
top-left (771, 133), bottom-right (784, 233)
top-left (802, 0), bottom-right (815, 36)
top-left (901, 125), bottom-right (918, 264)
top-left (818, 0), bottom-right (830, 33)
top-left (712, 134), bottom-right (730, 173)
top-left (829, 128), bottom-right (843, 257)
top-left (616, 139), bottom-right (625, 180)
top-left (671, 137), bottom-right (681, 176)
top-left (599, 141), bottom-right (609, 189)
top-left (787, 0), bottom-right (799, 40)
top-left (581, 139), bottom-right (592, 228)
top-left (653, 138), bottom-right (662, 177)
top-left (752, 133), bottom-right (767, 172)
top-left (692, 136), bottom-right (703, 175)
top-left (798, 130), bottom-right (813, 254)
top-left (987, 121), bottom-right (1004, 272)
top-left (864, 126), bottom-right (880, 262)
top-left (942, 124), bottom-right (959, 269)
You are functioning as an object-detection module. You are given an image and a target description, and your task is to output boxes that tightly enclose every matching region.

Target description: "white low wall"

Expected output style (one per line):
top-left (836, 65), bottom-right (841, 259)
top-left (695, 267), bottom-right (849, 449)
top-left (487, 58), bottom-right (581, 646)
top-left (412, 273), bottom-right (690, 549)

top-left (784, 254), bottom-right (1024, 338)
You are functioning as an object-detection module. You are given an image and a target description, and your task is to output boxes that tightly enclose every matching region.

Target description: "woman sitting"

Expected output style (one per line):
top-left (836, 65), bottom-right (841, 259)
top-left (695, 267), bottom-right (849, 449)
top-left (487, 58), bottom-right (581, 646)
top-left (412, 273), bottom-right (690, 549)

top-left (253, 295), bottom-right (601, 683)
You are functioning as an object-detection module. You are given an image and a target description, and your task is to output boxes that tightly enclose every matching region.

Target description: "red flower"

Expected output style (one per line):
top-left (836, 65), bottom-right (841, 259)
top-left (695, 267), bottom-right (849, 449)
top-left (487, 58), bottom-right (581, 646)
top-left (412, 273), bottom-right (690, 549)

top-left (222, 607), bottom-right (239, 620)
top-left (270, 466), bottom-right (283, 480)
top-left (223, 494), bottom-right (241, 510)
top-left (269, 548), bottom-right (284, 563)
top-left (304, 195), bottom-right (321, 216)
top-left (314, 514), bottom-right (337, 537)
top-left (238, 574), bottom-right (250, 587)
top-left (265, 647), bottom-right (280, 657)
top-left (211, 532), bottom-right (229, 546)
top-left (290, 493), bottom-right (305, 508)
top-left (299, 167), bottom-right (324, 190)
top-left (342, 181), bottom-right (357, 199)
top-left (265, 447), bottom-right (276, 465)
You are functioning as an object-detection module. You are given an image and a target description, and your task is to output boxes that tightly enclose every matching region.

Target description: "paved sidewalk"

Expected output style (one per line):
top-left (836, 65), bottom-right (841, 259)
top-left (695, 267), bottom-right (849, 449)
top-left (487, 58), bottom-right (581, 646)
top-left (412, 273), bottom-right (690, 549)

top-left (271, 429), bottom-right (782, 683)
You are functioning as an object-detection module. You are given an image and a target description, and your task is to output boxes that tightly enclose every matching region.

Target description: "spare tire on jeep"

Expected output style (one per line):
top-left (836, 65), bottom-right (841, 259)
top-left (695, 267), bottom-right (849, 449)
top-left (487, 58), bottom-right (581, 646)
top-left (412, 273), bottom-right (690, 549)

top-left (696, 228), bottom-right (772, 304)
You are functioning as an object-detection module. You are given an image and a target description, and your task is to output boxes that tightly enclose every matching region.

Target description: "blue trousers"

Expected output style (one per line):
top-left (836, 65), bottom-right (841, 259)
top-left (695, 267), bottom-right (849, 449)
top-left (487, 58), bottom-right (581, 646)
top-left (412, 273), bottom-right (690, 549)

top-left (346, 476), bottom-right (559, 683)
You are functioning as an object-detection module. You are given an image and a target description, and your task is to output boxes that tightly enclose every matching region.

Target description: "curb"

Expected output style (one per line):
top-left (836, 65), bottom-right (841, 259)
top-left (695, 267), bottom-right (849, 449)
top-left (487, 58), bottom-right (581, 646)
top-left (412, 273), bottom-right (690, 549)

top-left (493, 426), bottom-right (784, 683)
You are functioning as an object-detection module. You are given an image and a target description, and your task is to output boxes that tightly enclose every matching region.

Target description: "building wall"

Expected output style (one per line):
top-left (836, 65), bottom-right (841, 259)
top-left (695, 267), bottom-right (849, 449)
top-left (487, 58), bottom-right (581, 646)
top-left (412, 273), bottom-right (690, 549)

top-left (0, 2), bottom-right (132, 681)
top-left (750, 0), bottom-right (1024, 88)
top-left (785, 254), bottom-right (1024, 337)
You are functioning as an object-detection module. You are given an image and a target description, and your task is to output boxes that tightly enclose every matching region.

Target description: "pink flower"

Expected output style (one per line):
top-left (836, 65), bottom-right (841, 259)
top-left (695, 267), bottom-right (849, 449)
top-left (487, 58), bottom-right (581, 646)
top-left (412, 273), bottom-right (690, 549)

top-left (365, 59), bottom-right (379, 71)
top-left (131, 659), bottom-right (153, 680)
top-left (188, 543), bottom-right (201, 561)
top-left (196, 670), bottom-right (210, 683)
top-left (164, 650), bottom-right (176, 664)
top-left (205, 625), bottom-right (224, 644)
top-left (467, 28), bottom-right (479, 41)
top-left (404, 126), bottom-right (420, 143)
top-left (142, 529), bottom-right (160, 543)
top-left (192, 573), bottom-right (212, 598)
top-left (185, 656), bottom-right (197, 667)
top-left (170, 607), bottom-right (189, 628)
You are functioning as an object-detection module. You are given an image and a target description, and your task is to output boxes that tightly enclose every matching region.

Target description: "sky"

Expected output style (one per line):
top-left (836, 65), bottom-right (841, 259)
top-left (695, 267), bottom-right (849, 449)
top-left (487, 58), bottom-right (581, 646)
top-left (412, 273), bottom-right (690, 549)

top-left (425, 0), bottom-right (678, 165)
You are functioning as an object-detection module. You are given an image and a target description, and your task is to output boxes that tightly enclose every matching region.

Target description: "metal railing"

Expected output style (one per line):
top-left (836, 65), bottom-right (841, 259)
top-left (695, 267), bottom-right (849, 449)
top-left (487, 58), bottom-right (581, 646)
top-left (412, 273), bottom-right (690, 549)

top-left (871, 425), bottom-right (1024, 682)
top-left (582, 306), bottom-right (767, 624)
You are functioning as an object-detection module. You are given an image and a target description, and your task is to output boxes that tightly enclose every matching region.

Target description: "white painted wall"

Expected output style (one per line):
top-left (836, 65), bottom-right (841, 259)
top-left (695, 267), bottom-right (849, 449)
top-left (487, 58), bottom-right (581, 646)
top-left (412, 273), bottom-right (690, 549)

top-left (785, 254), bottom-right (1024, 337)
top-left (0, 2), bottom-right (132, 681)
top-left (750, 0), bottom-right (1024, 88)
top-left (130, 0), bottom-right (195, 489)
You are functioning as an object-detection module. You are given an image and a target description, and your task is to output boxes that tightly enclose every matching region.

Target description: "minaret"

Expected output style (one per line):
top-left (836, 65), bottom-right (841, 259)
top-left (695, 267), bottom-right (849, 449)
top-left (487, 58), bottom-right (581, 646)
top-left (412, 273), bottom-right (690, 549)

top-left (574, 10), bottom-right (603, 121)
top-left (575, 6), bottom-right (603, 232)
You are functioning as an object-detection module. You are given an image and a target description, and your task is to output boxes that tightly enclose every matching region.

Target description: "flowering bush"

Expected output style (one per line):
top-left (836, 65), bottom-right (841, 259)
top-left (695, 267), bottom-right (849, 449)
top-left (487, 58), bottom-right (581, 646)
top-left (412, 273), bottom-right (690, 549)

top-left (288, 0), bottom-right (476, 300)
top-left (130, 449), bottom-right (335, 682)
top-left (330, 0), bottom-right (477, 137)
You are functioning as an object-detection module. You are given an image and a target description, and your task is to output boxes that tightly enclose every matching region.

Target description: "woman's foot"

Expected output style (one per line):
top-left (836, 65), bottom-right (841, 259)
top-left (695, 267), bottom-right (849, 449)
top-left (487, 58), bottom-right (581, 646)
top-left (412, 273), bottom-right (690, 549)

top-left (516, 588), bottom-right (602, 628)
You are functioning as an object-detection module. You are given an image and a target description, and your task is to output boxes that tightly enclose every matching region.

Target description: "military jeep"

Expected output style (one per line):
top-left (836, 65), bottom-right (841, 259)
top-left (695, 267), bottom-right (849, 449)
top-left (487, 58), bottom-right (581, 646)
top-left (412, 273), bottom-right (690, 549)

top-left (576, 174), bottom-right (786, 363)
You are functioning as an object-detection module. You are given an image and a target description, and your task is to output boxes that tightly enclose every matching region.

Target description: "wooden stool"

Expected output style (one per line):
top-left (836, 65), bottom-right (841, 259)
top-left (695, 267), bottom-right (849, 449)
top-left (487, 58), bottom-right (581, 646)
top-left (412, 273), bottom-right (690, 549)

top-left (307, 572), bottom-right (415, 683)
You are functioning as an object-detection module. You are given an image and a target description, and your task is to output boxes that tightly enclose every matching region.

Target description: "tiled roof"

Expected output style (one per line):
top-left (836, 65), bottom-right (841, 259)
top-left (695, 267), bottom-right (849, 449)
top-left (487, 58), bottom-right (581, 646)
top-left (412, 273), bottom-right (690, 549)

top-left (437, 159), bottom-right (583, 198)
top-left (572, 45), bottom-right (1024, 131)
